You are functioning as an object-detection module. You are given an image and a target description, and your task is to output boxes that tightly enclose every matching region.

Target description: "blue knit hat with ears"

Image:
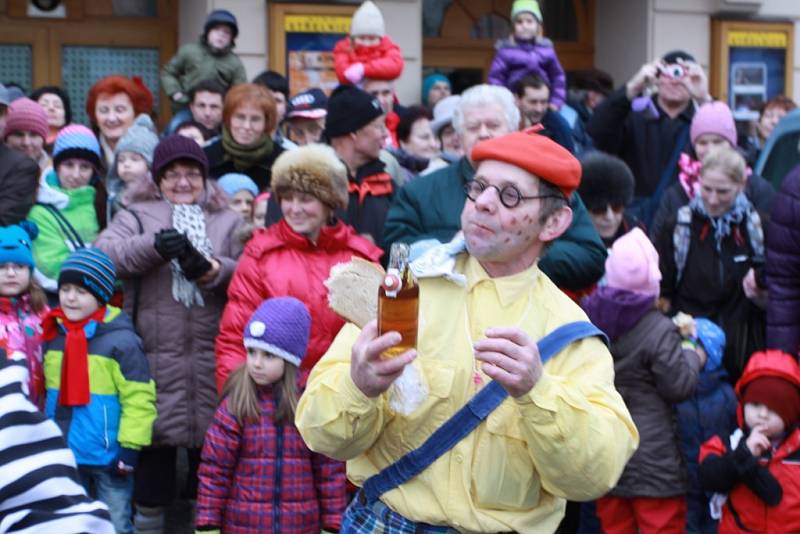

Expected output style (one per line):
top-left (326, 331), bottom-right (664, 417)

top-left (243, 297), bottom-right (311, 367)
top-left (0, 222), bottom-right (38, 268)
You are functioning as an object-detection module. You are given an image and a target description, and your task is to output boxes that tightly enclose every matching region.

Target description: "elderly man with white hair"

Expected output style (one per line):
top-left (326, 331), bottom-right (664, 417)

top-left (382, 84), bottom-right (606, 292)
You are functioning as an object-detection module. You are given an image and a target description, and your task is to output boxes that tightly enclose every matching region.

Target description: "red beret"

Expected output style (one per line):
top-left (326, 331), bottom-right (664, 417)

top-left (470, 127), bottom-right (582, 198)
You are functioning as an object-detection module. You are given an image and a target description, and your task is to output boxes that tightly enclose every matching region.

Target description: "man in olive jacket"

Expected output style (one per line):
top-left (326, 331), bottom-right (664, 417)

top-left (382, 84), bottom-right (607, 291)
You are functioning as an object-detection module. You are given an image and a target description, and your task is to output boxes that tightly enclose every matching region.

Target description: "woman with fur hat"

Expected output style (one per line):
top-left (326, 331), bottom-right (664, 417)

top-left (216, 143), bottom-right (382, 392)
top-left (578, 151), bottom-right (643, 247)
top-left (582, 228), bottom-right (704, 533)
top-left (94, 134), bottom-right (245, 531)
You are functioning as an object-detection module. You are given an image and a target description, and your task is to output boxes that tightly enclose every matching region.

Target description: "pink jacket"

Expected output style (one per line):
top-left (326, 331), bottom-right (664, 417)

top-left (0, 295), bottom-right (46, 404)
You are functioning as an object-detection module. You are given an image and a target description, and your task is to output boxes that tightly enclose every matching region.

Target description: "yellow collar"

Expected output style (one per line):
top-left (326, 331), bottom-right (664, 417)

top-left (462, 254), bottom-right (540, 307)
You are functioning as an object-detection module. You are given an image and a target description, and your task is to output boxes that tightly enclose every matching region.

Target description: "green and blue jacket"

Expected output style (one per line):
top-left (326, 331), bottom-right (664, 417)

top-left (43, 306), bottom-right (156, 467)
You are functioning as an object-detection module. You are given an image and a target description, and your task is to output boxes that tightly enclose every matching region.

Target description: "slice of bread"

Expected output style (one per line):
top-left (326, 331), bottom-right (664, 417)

top-left (325, 257), bottom-right (385, 328)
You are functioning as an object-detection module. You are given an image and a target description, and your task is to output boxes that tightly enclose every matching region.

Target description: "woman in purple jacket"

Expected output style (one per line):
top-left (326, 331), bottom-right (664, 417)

top-left (488, 0), bottom-right (566, 108)
top-left (766, 164), bottom-right (800, 356)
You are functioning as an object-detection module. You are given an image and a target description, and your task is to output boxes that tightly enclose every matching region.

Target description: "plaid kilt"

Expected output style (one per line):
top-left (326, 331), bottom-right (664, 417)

top-left (342, 491), bottom-right (460, 533)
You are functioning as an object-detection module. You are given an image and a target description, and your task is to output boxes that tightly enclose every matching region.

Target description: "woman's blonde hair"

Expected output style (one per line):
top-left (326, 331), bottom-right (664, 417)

top-left (222, 360), bottom-right (299, 426)
top-left (701, 146), bottom-right (747, 184)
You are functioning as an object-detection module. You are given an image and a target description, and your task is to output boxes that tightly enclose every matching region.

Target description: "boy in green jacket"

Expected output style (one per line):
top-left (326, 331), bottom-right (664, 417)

top-left (161, 9), bottom-right (247, 113)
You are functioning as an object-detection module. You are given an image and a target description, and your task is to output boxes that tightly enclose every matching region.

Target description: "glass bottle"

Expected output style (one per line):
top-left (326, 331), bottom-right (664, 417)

top-left (378, 243), bottom-right (419, 358)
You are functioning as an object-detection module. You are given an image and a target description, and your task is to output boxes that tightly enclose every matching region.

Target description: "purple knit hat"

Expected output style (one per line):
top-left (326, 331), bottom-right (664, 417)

top-left (243, 297), bottom-right (311, 367)
top-left (690, 101), bottom-right (737, 147)
top-left (152, 134), bottom-right (209, 182)
top-left (3, 97), bottom-right (48, 140)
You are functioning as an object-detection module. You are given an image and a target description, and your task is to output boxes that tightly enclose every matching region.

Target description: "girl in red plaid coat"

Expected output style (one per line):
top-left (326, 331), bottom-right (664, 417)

top-left (196, 297), bottom-right (346, 533)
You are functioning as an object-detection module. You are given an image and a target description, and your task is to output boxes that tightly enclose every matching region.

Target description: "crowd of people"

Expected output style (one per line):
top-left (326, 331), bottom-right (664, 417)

top-left (1, 0), bottom-right (799, 533)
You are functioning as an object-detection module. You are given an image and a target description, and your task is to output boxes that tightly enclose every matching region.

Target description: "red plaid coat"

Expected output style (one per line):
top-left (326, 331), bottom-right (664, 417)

top-left (196, 386), bottom-right (346, 533)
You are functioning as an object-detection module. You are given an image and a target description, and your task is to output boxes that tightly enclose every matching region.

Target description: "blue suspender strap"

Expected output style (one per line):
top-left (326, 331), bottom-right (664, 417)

top-left (361, 321), bottom-right (608, 504)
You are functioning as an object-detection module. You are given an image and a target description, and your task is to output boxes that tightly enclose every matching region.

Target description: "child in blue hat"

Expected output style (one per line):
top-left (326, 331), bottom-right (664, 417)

top-left (0, 222), bottom-right (47, 404)
top-left (675, 318), bottom-right (737, 533)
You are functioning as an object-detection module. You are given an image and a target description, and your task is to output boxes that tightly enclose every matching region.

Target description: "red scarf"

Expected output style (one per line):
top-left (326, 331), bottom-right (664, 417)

top-left (348, 172), bottom-right (394, 205)
top-left (42, 307), bottom-right (106, 406)
top-left (385, 111), bottom-right (400, 148)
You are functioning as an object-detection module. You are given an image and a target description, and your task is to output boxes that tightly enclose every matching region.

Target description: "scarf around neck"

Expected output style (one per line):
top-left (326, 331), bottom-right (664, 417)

top-left (170, 203), bottom-right (213, 308)
top-left (689, 191), bottom-right (750, 252)
top-left (221, 128), bottom-right (273, 172)
top-left (42, 306), bottom-right (106, 406)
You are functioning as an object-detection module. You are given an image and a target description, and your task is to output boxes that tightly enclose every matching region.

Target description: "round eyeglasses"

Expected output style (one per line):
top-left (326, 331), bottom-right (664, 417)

top-left (463, 180), bottom-right (564, 209)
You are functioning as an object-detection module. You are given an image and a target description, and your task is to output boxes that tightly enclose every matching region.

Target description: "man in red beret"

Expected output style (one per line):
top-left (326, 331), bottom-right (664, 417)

top-left (297, 128), bottom-right (639, 532)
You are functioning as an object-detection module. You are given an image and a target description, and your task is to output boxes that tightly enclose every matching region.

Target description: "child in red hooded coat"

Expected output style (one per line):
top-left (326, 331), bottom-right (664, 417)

top-left (699, 350), bottom-right (800, 533)
top-left (333, 1), bottom-right (404, 86)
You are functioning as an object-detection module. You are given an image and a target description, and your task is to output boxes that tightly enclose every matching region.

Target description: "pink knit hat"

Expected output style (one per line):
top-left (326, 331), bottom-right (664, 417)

top-left (3, 97), bottom-right (48, 140)
top-left (604, 228), bottom-right (661, 296)
top-left (690, 101), bottom-right (737, 146)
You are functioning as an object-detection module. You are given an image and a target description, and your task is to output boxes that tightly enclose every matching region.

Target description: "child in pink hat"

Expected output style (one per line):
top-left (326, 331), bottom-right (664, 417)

top-left (582, 227), bottom-right (705, 533)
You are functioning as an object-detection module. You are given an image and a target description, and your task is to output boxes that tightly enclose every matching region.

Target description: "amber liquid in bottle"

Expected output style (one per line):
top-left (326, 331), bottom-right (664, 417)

top-left (378, 243), bottom-right (419, 358)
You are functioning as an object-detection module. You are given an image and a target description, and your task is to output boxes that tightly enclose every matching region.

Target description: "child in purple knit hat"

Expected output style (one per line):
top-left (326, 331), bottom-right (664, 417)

top-left (196, 297), bottom-right (346, 534)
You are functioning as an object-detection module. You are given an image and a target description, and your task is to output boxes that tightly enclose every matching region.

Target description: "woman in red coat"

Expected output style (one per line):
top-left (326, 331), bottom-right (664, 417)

top-left (215, 144), bottom-right (382, 392)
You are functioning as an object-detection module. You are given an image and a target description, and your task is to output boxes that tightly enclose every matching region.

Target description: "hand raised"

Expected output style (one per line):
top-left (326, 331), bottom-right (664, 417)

top-left (746, 425), bottom-right (771, 457)
top-left (473, 327), bottom-right (543, 397)
top-left (350, 320), bottom-right (416, 398)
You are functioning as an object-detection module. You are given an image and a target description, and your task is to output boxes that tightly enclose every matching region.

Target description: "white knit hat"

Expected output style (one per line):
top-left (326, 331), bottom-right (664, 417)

top-left (350, 1), bottom-right (385, 37)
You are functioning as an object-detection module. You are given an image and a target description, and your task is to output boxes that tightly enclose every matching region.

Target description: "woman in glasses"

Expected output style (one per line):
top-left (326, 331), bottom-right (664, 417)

top-left (95, 135), bottom-right (245, 530)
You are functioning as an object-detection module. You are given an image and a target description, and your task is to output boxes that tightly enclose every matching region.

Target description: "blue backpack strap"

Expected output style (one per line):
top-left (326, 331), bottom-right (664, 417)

top-left (361, 321), bottom-right (607, 504)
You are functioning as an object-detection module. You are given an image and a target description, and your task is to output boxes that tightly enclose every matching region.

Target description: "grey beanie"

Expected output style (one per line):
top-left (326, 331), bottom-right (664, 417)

top-left (114, 114), bottom-right (159, 166)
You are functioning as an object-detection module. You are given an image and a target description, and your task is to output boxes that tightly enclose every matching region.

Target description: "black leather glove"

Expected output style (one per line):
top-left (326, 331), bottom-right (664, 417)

top-left (178, 244), bottom-right (213, 281)
top-left (154, 229), bottom-right (189, 260)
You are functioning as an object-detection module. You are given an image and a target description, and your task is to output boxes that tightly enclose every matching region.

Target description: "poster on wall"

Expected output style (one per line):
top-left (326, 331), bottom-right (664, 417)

top-left (284, 14), bottom-right (350, 96)
top-left (726, 30), bottom-right (788, 121)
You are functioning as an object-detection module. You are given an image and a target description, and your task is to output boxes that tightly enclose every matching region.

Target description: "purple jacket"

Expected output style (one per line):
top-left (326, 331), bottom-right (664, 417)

top-left (766, 165), bottom-right (800, 356)
top-left (488, 37), bottom-right (566, 108)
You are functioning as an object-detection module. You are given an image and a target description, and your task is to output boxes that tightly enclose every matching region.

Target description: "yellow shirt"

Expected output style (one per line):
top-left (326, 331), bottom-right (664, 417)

top-left (296, 255), bottom-right (638, 533)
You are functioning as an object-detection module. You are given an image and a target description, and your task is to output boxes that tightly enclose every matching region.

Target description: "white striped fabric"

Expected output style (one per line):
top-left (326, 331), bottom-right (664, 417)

top-left (0, 351), bottom-right (115, 534)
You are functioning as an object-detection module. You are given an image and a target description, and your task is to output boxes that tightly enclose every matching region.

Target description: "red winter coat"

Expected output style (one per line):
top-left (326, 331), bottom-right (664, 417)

top-left (215, 218), bottom-right (382, 392)
top-left (699, 350), bottom-right (800, 533)
top-left (333, 36), bottom-right (404, 84)
top-left (196, 387), bottom-right (346, 533)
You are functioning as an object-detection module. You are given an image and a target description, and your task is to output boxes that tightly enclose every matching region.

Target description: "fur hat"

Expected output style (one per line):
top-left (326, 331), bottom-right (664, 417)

top-left (271, 144), bottom-right (349, 210)
top-left (350, 1), bottom-right (385, 37)
top-left (604, 227), bottom-right (661, 297)
top-left (578, 151), bottom-right (635, 211)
